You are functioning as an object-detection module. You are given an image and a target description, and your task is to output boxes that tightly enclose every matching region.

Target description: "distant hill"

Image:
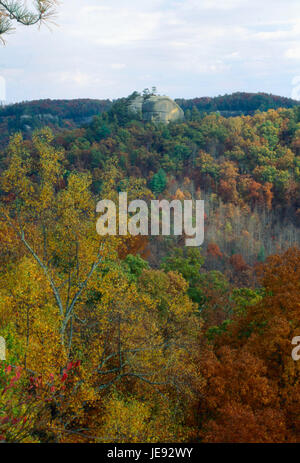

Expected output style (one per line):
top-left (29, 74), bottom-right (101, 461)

top-left (0, 93), bottom-right (299, 145)
top-left (0, 98), bottom-right (112, 144)
top-left (0, 98), bottom-right (112, 120)
top-left (176, 92), bottom-right (300, 116)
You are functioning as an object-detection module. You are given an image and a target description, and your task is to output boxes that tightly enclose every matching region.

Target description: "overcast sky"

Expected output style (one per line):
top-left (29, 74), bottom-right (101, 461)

top-left (1, 0), bottom-right (300, 103)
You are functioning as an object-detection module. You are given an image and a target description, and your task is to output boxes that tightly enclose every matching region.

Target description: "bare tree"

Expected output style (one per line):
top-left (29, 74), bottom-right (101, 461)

top-left (0, 0), bottom-right (58, 42)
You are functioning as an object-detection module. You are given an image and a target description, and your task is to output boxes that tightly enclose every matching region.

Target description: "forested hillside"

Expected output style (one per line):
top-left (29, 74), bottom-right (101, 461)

top-left (0, 99), bottom-right (112, 145)
top-left (54, 97), bottom-right (300, 278)
top-left (1, 92), bottom-right (299, 145)
top-left (177, 92), bottom-right (300, 116)
top-left (0, 94), bottom-right (300, 442)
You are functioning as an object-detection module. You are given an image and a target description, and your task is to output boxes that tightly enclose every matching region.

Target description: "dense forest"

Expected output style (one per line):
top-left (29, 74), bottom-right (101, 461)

top-left (0, 93), bottom-right (300, 442)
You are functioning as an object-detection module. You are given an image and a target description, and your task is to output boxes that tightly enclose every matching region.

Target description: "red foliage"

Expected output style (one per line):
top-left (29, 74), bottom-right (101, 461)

top-left (229, 253), bottom-right (248, 272)
top-left (207, 242), bottom-right (223, 259)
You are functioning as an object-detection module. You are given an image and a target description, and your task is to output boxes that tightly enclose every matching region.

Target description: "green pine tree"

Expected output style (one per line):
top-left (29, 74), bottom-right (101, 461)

top-left (150, 169), bottom-right (167, 194)
top-left (258, 245), bottom-right (266, 262)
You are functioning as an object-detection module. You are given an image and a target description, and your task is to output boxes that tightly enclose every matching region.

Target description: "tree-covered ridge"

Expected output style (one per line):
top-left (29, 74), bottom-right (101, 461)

top-left (0, 98), bottom-right (112, 145)
top-left (176, 92), bottom-right (300, 116)
top-left (2, 97), bottom-right (300, 271)
top-left (41, 100), bottom-right (300, 271)
top-left (0, 92), bottom-right (299, 145)
top-left (0, 98), bottom-right (112, 119)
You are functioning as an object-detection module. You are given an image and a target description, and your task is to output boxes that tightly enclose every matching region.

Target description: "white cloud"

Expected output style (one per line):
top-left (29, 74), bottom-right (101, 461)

top-left (286, 47), bottom-right (300, 59)
top-left (66, 5), bottom-right (163, 46)
top-left (2, 0), bottom-right (300, 101)
top-left (110, 63), bottom-right (126, 70)
top-left (255, 21), bottom-right (300, 41)
top-left (177, 0), bottom-right (248, 11)
top-left (57, 71), bottom-right (99, 86)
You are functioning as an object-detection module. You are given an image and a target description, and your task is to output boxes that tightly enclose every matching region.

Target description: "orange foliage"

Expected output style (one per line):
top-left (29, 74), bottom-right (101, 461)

top-left (118, 235), bottom-right (150, 259)
top-left (229, 253), bottom-right (248, 272)
top-left (207, 242), bottom-right (223, 259)
top-left (197, 248), bottom-right (300, 442)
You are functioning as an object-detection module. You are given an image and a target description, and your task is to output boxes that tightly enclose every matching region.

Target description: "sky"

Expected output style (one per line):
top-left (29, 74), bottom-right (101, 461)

top-left (1, 0), bottom-right (300, 103)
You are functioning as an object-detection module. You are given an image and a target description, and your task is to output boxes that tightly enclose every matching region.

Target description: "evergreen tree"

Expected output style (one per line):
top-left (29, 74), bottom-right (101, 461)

top-left (150, 168), bottom-right (167, 194)
top-left (258, 245), bottom-right (266, 262)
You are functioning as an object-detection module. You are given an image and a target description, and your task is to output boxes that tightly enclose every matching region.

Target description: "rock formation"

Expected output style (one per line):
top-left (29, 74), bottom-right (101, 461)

top-left (129, 94), bottom-right (184, 124)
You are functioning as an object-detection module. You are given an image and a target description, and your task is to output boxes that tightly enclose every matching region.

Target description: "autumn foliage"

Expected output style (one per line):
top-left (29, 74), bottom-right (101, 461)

top-left (0, 100), bottom-right (300, 442)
